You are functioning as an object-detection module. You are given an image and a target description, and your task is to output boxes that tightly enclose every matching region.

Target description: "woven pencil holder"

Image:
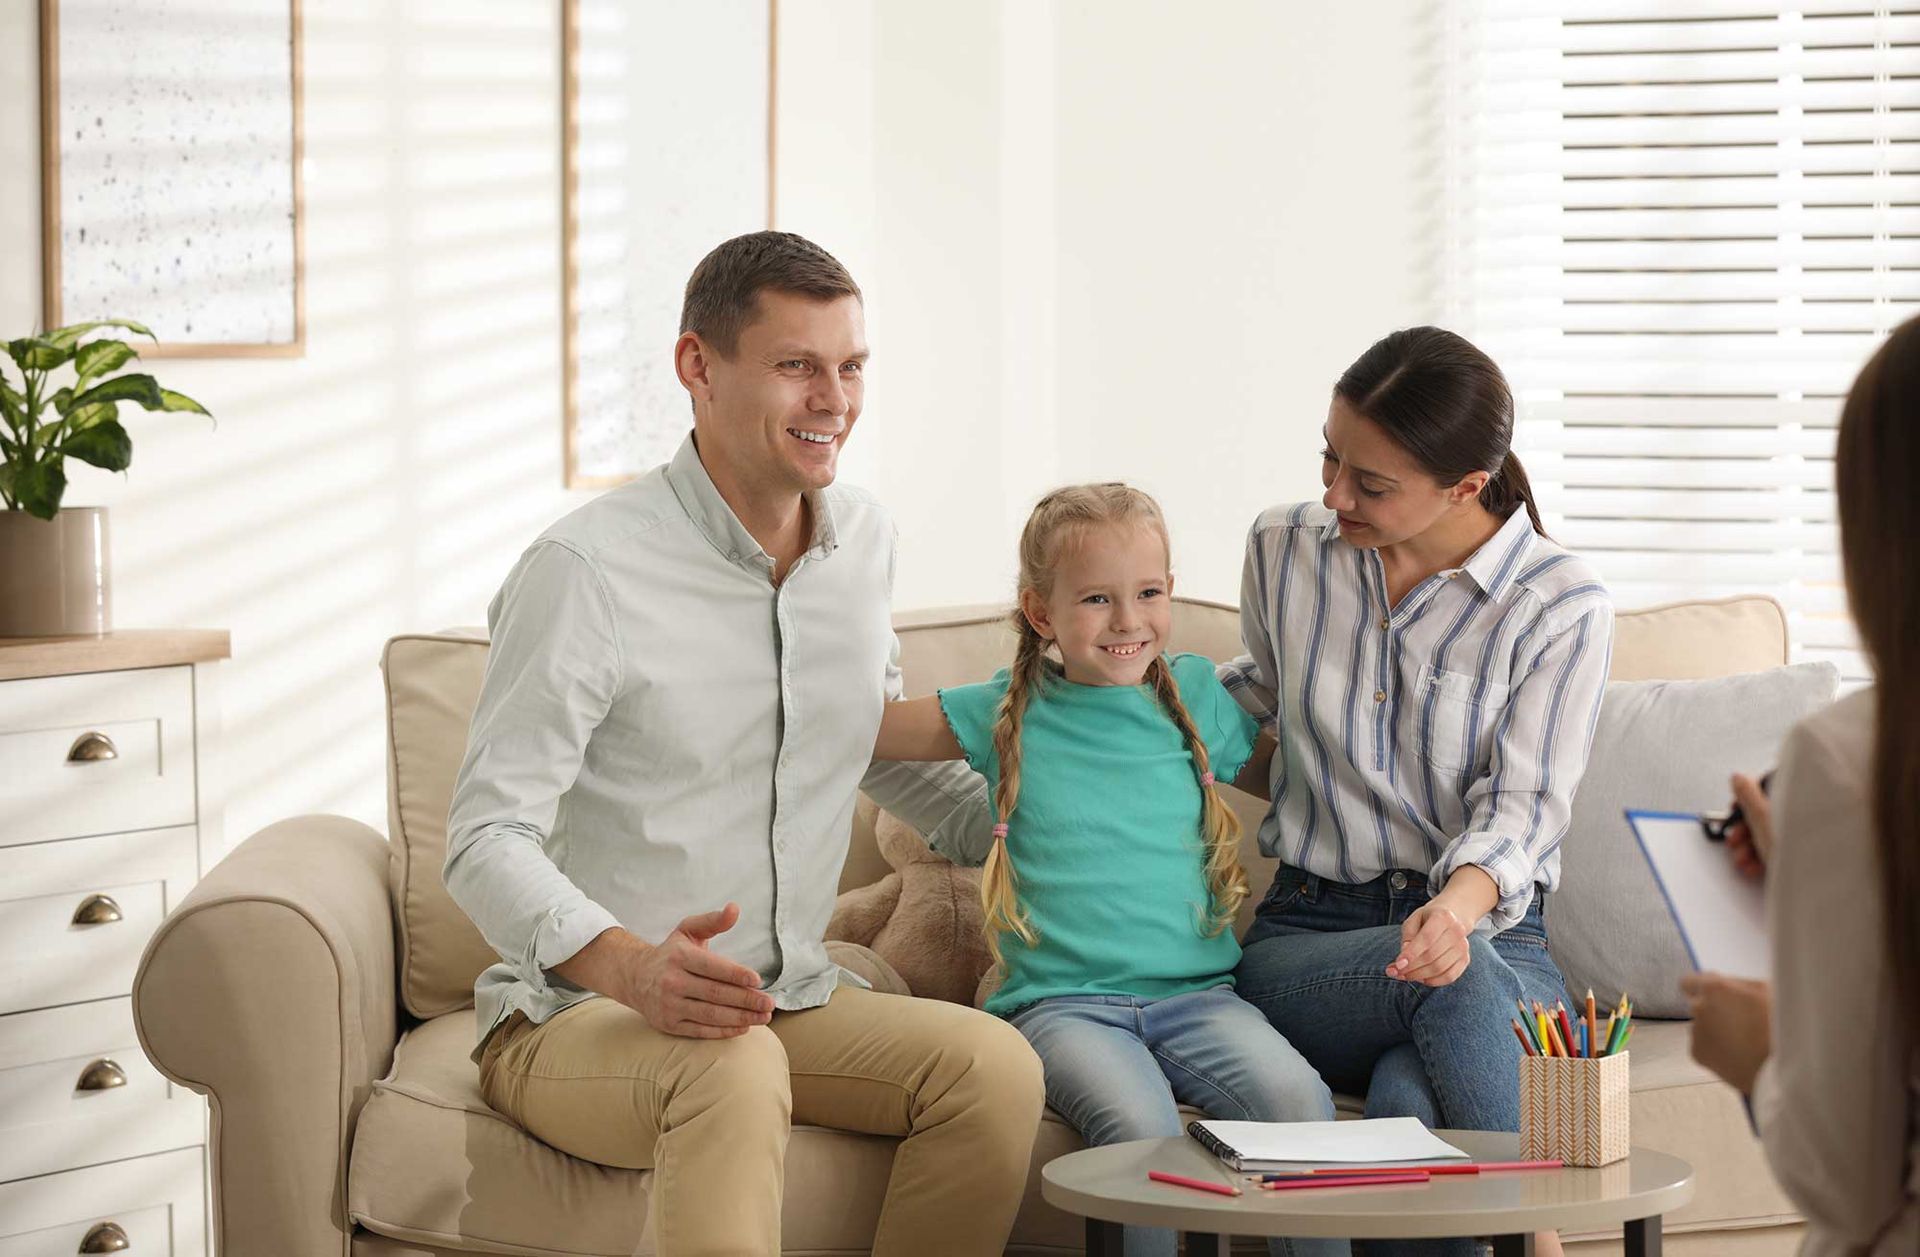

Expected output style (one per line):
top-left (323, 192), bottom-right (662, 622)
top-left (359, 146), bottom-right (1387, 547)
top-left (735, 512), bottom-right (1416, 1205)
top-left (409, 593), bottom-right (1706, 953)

top-left (1519, 1051), bottom-right (1630, 1167)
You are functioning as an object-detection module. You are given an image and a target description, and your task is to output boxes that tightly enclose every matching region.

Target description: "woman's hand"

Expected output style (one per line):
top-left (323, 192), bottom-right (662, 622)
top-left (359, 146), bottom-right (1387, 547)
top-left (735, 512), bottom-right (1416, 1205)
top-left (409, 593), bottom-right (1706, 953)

top-left (1387, 865), bottom-right (1497, 986)
top-left (1387, 902), bottom-right (1473, 986)
top-left (1680, 971), bottom-right (1772, 1094)
top-left (1723, 772), bottom-right (1775, 878)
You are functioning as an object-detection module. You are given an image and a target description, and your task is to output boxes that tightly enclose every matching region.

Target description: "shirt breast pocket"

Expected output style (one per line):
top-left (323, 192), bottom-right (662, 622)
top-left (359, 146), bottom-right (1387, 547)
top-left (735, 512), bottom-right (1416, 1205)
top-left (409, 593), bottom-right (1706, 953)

top-left (1415, 664), bottom-right (1509, 776)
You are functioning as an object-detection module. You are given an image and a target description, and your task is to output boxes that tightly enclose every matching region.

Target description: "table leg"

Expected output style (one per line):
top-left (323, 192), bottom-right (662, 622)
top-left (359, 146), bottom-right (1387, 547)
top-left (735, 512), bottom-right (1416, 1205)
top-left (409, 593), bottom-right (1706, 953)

top-left (1490, 1235), bottom-right (1536, 1257)
top-left (1182, 1234), bottom-right (1225, 1257)
top-left (1624, 1216), bottom-right (1663, 1257)
top-left (1086, 1218), bottom-right (1124, 1257)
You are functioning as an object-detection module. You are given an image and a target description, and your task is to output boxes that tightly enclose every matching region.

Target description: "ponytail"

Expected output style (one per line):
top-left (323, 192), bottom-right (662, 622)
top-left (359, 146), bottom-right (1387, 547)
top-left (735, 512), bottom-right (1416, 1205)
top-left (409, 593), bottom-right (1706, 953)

top-left (1483, 451), bottom-right (1548, 537)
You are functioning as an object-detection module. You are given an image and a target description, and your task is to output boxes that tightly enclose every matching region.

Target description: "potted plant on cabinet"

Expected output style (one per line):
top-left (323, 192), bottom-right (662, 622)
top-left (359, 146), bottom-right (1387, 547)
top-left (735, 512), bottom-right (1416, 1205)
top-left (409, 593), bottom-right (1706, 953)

top-left (0, 320), bottom-right (211, 636)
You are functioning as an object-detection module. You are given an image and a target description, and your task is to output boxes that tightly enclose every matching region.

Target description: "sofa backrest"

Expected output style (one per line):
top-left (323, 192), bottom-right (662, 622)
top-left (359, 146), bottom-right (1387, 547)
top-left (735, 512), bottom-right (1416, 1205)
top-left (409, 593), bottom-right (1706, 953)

top-left (381, 594), bottom-right (1789, 1019)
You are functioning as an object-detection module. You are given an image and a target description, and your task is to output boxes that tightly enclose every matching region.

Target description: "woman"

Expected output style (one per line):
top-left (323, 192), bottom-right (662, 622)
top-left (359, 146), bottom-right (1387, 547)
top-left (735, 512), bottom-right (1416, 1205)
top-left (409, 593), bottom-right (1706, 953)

top-left (1684, 313), bottom-right (1920, 1255)
top-left (1223, 327), bottom-right (1613, 1257)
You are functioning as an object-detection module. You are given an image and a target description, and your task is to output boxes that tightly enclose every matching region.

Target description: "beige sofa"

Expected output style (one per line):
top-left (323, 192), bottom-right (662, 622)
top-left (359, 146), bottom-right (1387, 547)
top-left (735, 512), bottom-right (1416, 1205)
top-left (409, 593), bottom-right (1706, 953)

top-left (133, 595), bottom-right (1805, 1256)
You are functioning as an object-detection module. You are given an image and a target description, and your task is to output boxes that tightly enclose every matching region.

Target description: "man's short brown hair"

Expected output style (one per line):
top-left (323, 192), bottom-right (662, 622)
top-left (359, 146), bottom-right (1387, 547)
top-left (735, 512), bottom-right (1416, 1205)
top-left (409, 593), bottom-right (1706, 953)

top-left (680, 231), bottom-right (861, 358)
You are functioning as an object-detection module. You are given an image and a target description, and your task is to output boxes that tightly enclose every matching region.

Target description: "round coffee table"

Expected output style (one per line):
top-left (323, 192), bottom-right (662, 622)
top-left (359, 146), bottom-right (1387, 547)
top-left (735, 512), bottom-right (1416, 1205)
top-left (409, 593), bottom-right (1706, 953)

top-left (1040, 1130), bottom-right (1693, 1256)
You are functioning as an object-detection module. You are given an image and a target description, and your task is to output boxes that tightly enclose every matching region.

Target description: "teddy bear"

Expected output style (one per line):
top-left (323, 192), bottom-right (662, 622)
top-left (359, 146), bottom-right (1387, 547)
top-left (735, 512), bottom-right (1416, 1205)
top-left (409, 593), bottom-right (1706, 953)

top-left (828, 805), bottom-right (995, 1007)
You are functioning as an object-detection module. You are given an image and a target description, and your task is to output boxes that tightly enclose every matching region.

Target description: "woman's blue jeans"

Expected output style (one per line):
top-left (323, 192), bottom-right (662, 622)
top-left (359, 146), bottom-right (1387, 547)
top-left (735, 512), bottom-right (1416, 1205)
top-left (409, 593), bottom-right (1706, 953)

top-left (1235, 866), bottom-right (1570, 1257)
top-left (1010, 985), bottom-right (1350, 1257)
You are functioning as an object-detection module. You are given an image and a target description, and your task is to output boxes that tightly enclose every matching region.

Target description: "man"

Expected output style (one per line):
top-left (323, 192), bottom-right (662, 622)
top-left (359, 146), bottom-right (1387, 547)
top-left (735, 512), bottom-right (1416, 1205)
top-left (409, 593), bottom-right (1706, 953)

top-left (444, 232), bottom-right (1044, 1256)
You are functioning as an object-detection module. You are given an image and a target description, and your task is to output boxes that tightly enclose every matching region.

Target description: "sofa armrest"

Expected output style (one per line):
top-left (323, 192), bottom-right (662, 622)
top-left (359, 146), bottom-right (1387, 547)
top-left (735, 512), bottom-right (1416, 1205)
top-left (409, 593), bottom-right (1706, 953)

top-left (135, 815), bottom-right (399, 1257)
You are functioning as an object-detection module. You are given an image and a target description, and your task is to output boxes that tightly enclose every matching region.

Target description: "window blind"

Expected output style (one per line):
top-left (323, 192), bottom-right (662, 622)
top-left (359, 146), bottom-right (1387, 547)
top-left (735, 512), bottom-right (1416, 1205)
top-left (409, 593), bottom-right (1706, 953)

top-left (1441, 1), bottom-right (1920, 683)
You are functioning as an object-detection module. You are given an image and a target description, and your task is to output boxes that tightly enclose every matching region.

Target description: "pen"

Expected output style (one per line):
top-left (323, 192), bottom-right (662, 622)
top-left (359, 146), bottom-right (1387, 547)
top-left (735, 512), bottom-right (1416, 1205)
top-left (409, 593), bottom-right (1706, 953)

top-left (1148, 1170), bottom-right (1240, 1197)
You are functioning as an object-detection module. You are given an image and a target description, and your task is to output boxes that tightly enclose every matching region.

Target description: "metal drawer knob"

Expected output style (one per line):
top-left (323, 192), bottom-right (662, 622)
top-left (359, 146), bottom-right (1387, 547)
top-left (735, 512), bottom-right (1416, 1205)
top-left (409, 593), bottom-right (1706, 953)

top-left (80, 1221), bottom-right (130, 1252)
top-left (71, 894), bottom-right (123, 926)
top-left (76, 1058), bottom-right (128, 1091)
top-left (67, 731), bottom-right (119, 763)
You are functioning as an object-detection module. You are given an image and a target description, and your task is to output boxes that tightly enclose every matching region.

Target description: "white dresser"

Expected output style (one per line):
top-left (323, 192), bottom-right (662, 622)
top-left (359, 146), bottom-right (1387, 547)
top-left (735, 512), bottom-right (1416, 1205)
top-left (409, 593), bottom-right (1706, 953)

top-left (0, 632), bottom-right (227, 1257)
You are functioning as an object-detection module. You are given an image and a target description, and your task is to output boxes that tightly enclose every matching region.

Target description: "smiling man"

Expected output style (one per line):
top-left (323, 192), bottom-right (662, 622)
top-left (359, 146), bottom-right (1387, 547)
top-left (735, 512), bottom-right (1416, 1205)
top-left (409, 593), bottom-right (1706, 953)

top-left (443, 232), bottom-right (1044, 1257)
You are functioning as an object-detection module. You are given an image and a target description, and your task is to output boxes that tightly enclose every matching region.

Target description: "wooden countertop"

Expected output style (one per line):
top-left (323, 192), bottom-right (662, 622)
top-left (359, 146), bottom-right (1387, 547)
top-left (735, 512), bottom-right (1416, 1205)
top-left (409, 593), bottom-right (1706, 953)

top-left (0, 629), bottom-right (232, 680)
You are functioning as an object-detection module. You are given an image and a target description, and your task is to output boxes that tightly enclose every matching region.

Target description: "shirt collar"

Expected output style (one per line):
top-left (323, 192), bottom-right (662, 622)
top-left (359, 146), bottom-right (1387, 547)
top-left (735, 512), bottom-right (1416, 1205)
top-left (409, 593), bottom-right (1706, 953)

top-left (1323, 503), bottom-right (1538, 600)
top-left (664, 432), bottom-right (838, 568)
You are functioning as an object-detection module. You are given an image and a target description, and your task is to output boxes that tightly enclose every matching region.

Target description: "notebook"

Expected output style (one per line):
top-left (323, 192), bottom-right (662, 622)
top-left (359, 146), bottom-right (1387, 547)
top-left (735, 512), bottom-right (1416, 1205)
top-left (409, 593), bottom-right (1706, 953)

top-left (1626, 808), bottom-right (1768, 981)
top-left (1187, 1118), bottom-right (1471, 1171)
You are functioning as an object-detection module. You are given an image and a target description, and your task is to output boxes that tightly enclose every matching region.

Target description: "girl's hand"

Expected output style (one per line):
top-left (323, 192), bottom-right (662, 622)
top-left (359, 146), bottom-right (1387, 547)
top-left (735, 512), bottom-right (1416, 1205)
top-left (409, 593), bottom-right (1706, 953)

top-left (1386, 902), bottom-right (1472, 986)
top-left (1680, 971), bottom-right (1772, 1094)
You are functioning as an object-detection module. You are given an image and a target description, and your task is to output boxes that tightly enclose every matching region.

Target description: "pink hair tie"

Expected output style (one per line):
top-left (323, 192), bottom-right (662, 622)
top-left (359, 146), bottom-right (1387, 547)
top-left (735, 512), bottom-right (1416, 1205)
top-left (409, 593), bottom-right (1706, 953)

top-left (992, 823), bottom-right (1010, 839)
top-left (1201, 772), bottom-right (1216, 786)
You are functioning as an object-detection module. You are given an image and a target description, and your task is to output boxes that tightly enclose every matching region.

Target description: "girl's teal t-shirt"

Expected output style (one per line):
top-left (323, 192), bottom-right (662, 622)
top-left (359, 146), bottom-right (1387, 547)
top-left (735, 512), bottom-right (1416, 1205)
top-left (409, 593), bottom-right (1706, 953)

top-left (937, 651), bottom-right (1259, 1017)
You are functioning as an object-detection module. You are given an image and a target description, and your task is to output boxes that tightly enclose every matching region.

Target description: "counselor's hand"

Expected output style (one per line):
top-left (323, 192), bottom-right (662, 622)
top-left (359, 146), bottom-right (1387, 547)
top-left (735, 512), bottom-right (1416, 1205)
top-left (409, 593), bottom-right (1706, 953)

top-left (1386, 901), bottom-right (1473, 987)
top-left (555, 903), bottom-right (776, 1039)
top-left (1723, 772), bottom-right (1775, 879)
top-left (1680, 971), bottom-right (1772, 1094)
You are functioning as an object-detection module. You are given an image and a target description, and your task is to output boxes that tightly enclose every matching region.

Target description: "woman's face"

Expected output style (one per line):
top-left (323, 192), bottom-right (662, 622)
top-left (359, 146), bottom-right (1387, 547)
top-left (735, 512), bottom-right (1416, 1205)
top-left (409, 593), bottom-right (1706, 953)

top-left (1320, 395), bottom-right (1485, 549)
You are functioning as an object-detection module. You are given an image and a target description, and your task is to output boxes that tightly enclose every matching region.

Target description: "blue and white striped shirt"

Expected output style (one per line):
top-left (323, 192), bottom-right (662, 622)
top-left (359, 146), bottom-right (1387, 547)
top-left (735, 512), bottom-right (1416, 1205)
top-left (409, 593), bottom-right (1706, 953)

top-left (1219, 503), bottom-right (1614, 932)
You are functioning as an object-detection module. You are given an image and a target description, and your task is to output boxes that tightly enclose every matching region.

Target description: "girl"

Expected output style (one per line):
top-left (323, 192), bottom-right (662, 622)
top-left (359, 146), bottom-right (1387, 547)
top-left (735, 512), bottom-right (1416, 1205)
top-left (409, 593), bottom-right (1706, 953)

top-left (1684, 313), bottom-right (1920, 1256)
top-left (874, 483), bottom-right (1347, 1257)
top-left (1223, 328), bottom-right (1615, 1257)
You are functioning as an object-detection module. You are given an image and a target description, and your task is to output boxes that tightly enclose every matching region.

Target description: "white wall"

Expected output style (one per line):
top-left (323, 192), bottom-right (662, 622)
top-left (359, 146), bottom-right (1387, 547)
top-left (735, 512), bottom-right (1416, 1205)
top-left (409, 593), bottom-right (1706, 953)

top-left (1, 0), bottom-right (1436, 849)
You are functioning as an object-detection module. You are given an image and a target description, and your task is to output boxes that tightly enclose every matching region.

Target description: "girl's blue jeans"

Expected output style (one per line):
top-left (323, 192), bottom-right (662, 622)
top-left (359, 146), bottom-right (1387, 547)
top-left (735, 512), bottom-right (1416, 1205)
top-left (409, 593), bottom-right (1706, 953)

top-left (1010, 985), bottom-right (1351, 1257)
top-left (1235, 865), bottom-right (1571, 1257)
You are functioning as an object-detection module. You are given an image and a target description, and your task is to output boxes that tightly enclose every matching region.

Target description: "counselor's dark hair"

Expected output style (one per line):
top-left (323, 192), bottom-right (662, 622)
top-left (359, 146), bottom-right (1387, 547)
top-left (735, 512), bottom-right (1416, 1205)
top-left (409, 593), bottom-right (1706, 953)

top-left (1334, 326), bottom-right (1546, 536)
top-left (1834, 312), bottom-right (1920, 1047)
top-left (680, 231), bottom-right (861, 358)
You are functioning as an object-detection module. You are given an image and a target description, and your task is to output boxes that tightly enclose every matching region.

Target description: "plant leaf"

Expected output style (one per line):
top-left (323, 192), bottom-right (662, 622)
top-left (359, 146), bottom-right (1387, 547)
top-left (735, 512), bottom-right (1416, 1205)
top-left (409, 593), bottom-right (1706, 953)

top-left (158, 387), bottom-right (211, 418)
top-left (7, 337), bottom-right (73, 371)
top-left (46, 319), bottom-right (156, 350)
top-left (0, 377), bottom-right (20, 429)
top-left (51, 386), bottom-right (72, 414)
top-left (16, 457), bottom-right (67, 519)
top-left (70, 373), bottom-right (164, 412)
top-left (74, 339), bottom-right (136, 380)
top-left (61, 419), bottom-right (132, 472)
top-left (62, 401), bottom-right (114, 434)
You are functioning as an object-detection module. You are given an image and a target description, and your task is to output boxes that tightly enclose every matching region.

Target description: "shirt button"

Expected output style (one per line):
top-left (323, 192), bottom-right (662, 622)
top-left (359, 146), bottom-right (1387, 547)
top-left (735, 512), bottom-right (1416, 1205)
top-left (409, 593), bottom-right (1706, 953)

top-left (1379, 617), bottom-right (1390, 631)
top-left (1389, 871), bottom-right (1409, 891)
top-left (1374, 690), bottom-right (1387, 704)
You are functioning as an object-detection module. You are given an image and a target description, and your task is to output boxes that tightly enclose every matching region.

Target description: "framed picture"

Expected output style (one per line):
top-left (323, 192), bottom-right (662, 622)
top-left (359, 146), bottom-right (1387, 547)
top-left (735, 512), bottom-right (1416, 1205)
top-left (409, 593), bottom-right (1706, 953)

top-left (39, 0), bottom-right (305, 357)
top-left (562, 0), bottom-right (775, 488)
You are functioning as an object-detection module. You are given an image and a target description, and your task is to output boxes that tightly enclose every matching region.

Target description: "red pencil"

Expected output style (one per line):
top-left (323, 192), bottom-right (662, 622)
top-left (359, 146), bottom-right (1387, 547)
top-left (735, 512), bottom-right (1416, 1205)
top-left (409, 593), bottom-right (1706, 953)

top-left (1263, 1171), bottom-right (1431, 1190)
top-left (1556, 1001), bottom-right (1579, 1059)
top-left (1147, 1170), bottom-right (1241, 1197)
top-left (1512, 1019), bottom-right (1538, 1056)
top-left (1305, 1160), bottom-right (1562, 1175)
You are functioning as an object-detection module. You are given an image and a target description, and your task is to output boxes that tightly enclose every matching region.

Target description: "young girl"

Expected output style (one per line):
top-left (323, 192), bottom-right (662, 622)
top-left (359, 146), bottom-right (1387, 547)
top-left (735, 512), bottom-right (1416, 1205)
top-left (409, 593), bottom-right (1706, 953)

top-left (875, 483), bottom-right (1347, 1257)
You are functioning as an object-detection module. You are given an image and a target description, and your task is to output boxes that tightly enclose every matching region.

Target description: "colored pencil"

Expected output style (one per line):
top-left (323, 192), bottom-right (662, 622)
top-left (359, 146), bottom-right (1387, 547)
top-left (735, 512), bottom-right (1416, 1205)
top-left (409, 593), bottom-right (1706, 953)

top-left (1261, 1171), bottom-right (1431, 1191)
top-left (1297, 1161), bottom-right (1561, 1176)
top-left (1585, 988), bottom-right (1598, 1058)
top-left (1148, 1170), bottom-right (1240, 1197)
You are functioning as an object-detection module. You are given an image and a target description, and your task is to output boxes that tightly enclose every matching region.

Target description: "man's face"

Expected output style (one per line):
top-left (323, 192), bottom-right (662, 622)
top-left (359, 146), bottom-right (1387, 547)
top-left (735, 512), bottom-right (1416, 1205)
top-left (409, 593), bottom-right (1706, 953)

top-left (693, 290), bottom-right (868, 498)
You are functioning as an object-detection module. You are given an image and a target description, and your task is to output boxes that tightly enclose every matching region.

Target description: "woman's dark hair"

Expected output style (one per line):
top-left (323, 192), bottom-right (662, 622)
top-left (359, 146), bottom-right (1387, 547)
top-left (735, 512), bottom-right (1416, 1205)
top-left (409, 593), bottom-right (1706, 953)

top-left (1334, 326), bottom-right (1545, 536)
top-left (1834, 312), bottom-right (1920, 1047)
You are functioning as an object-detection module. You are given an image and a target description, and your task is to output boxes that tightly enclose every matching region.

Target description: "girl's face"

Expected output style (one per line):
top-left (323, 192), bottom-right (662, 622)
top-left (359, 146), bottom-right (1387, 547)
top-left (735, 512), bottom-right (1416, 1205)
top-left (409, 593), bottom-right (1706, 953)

top-left (1020, 522), bottom-right (1174, 687)
top-left (1320, 395), bottom-right (1488, 549)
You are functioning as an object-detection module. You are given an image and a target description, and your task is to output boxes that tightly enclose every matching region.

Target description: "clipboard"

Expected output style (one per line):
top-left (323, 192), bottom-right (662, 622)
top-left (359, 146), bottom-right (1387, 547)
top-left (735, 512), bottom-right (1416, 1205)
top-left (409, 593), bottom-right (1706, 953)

top-left (1625, 809), bottom-right (1768, 980)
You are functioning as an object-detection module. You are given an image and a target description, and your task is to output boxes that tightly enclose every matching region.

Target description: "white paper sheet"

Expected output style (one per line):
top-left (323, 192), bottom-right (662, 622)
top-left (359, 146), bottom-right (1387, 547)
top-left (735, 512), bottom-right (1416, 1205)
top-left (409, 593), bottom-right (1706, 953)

top-left (1627, 809), bottom-right (1769, 981)
top-left (1191, 1117), bottom-right (1469, 1168)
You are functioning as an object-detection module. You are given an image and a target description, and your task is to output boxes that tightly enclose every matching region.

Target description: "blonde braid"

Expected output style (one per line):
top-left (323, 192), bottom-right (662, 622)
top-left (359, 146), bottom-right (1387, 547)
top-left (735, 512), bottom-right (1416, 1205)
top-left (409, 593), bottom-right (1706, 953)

top-left (1146, 655), bottom-right (1250, 937)
top-left (981, 614), bottom-right (1049, 967)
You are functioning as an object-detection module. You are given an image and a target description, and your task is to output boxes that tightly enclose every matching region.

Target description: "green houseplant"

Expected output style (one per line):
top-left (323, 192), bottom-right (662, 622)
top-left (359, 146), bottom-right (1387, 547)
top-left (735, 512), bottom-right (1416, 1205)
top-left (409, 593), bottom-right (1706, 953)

top-left (0, 319), bottom-right (212, 636)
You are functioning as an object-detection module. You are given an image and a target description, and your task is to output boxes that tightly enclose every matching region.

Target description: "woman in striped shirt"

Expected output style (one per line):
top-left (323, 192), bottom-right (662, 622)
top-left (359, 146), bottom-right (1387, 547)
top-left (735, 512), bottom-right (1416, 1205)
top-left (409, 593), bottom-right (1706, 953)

top-left (1222, 327), bottom-right (1614, 1257)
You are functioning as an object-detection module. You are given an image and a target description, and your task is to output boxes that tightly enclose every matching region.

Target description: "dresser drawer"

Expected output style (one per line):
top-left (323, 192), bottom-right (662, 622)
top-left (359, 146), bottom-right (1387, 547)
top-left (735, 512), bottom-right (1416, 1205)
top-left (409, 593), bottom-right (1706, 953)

top-left (0, 1147), bottom-right (205, 1257)
top-left (0, 828), bottom-right (197, 1018)
top-left (0, 667), bottom-right (196, 848)
top-left (0, 998), bottom-right (203, 1184)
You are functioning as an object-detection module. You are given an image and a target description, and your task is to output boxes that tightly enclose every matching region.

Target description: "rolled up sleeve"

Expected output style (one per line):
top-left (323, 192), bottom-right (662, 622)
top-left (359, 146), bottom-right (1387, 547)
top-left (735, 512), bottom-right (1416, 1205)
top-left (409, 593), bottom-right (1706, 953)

top-left (444, 540), bottom-right (624, 989)
top-left (1432, 600), bottom-right (1613, 931)
top-left (1219, 520), bottom-right (1282, 729)
top-left (859, 628), bottom-right (995, 867)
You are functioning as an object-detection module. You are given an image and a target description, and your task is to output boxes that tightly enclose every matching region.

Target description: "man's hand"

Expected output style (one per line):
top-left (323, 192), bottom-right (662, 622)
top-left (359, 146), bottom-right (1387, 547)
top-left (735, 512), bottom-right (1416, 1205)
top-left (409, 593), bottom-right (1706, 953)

top-left (1724, 772), bottom-right (1775, 879)
top-left (553, 904), bottom-right (776, 1039)
top-left (1681, 971), bottom-right (1772, 1094)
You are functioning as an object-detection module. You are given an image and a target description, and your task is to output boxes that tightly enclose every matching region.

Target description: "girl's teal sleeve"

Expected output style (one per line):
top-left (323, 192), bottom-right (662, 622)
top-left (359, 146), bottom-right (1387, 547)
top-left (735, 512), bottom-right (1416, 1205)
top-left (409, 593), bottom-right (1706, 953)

top-left (1173, 652), bottom-right (1258, 784)
top-left (935, 669), bottom-right (1011, 782)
